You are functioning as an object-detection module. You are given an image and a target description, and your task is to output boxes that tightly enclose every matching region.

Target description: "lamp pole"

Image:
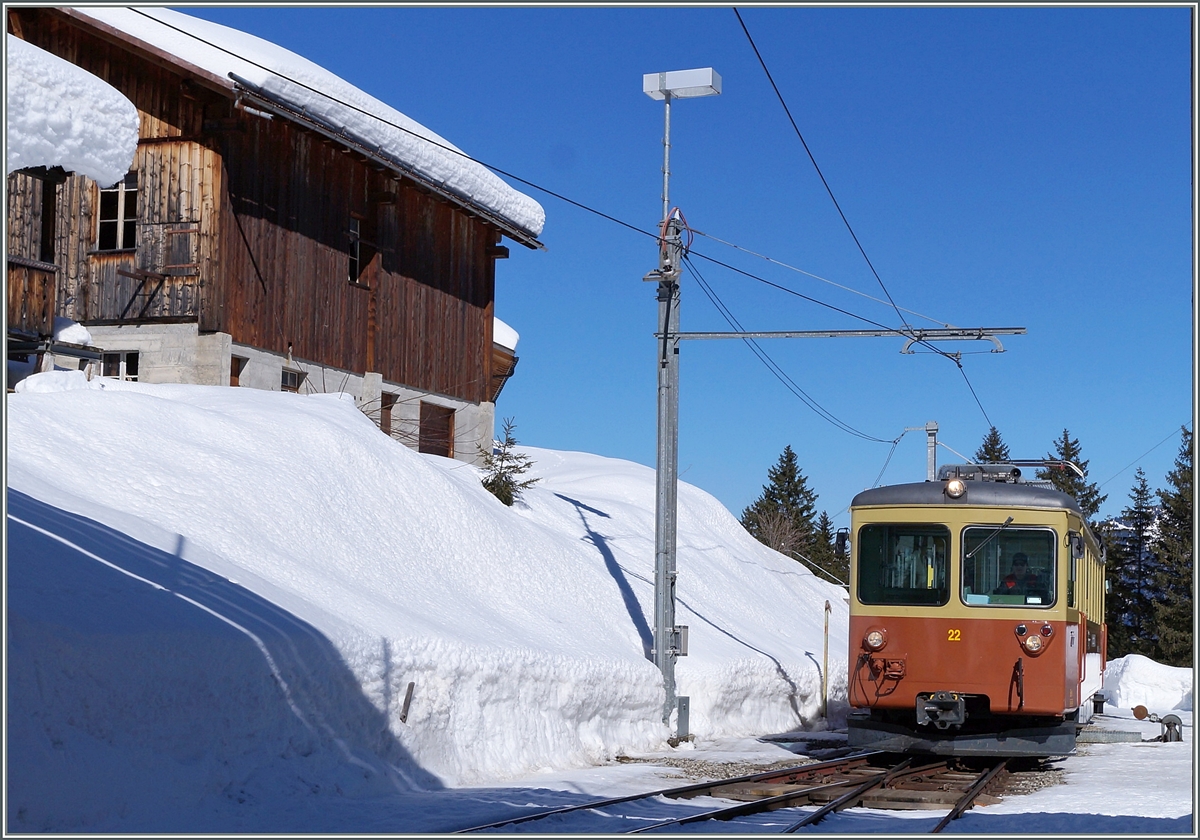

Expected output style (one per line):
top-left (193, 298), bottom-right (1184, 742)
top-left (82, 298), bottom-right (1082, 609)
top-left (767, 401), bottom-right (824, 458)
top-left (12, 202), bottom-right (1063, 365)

top-left (643, 68), bottom-right (720, 738)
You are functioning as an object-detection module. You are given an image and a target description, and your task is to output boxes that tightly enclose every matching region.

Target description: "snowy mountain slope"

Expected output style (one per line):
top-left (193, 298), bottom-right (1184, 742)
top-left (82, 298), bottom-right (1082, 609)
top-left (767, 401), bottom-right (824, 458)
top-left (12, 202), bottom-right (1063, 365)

top-left (6, 375), bottom-right (848, 820)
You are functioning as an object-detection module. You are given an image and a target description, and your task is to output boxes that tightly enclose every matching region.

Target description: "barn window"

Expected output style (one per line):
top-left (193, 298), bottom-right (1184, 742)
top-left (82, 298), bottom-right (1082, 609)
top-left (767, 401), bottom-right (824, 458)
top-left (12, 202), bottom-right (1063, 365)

top-left (418, 402), bottom-right (454, 458)
top-left (100, 351), bottom-right (139, 381)
top-left (97, 171), bottom-right (139, 251)
top-left (281, 368), bottom-right (306, 392)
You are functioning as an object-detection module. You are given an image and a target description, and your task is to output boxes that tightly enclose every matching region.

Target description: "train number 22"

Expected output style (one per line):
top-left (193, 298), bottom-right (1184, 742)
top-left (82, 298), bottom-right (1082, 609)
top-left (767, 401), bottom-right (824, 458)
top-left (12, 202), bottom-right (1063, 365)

top-left (947, 629), bottom-right (962, 642)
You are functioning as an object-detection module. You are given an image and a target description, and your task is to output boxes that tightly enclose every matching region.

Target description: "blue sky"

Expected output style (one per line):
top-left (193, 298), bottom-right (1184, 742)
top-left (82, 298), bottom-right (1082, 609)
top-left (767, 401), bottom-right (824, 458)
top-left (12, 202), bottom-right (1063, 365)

top-left (178, 5), bottom-right (1194, 527)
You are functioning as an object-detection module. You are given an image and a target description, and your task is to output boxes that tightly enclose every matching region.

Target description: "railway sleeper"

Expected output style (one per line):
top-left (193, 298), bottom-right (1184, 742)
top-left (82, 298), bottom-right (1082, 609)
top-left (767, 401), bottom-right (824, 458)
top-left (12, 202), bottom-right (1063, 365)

top-left (860, 789), bottom-right (1003, 809)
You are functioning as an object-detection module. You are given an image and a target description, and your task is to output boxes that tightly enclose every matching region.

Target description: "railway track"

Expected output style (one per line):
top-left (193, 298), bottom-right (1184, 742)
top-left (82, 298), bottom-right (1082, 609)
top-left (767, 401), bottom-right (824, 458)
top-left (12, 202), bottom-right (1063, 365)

top-left (453, 752), bottom-right (1011, 833)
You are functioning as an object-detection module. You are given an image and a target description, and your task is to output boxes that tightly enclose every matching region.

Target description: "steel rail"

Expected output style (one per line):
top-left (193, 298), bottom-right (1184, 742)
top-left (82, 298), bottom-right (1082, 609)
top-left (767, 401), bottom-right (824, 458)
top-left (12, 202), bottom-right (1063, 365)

top-left (930, 758), bottom-right (1010, 833)
top-left (624, 774), bottom-right (883, 833)
top-left (782, 757), bottom-right (916, 832)
top-left (450, 751), bottom-right (884, 833)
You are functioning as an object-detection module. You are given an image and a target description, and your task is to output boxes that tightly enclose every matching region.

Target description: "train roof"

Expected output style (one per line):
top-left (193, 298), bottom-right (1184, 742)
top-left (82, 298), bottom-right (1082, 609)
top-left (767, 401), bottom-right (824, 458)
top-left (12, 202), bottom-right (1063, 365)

top-left (851, 480), bottom-right (1084, 515)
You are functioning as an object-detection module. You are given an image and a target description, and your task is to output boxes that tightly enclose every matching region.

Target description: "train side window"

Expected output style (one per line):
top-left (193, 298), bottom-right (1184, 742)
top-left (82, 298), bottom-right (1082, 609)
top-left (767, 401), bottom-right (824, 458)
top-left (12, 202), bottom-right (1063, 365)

top-left (857, 525), bottom-right (950, 606)
top-left (962, 527), bottom-right (1056, 607)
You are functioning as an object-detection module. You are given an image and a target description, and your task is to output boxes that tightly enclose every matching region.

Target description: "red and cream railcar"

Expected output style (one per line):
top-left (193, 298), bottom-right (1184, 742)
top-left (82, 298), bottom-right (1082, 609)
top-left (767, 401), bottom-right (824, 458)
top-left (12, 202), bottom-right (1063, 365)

top-left (846, 464), bottom-right (1107, 756)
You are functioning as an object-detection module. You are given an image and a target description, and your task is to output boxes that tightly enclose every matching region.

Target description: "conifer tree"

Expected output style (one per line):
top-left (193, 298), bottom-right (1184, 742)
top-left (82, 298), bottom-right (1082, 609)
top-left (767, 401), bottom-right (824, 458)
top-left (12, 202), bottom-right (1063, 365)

top-left (1036, 429), bottom-right (1107, 520)
top-left (811, 510), bottom-right (848, 585)
top-left (974, 426), bottom-right (1011, 463)
top-left (1106, 468), bottom-right (1159, 658)
top-left (1152, 427), bottom-right (1193, 666)
top-left (741, 445), bottom-right (819, 562)
top-left (479, 417), bottom-right (539, 506)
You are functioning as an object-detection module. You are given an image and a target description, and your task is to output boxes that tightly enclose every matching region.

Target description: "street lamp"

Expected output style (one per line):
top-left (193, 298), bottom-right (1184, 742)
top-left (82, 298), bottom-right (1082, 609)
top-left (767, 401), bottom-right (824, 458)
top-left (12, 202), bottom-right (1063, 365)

top-left (642, 67), bottom-right (720, 740)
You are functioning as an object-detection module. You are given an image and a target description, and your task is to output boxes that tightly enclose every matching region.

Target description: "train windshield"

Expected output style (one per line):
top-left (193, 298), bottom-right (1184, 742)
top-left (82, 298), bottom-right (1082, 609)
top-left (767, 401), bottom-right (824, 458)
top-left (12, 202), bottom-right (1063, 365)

top-left (857, 525), bottom-right (950, 606)
top-left (962, 526), bottom-right (1056, 607)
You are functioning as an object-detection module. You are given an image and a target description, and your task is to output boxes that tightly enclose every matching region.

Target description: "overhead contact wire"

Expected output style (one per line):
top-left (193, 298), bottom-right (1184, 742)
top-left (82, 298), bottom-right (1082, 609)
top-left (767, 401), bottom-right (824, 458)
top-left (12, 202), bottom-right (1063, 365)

top-left (685, 257), bottom-right (893, 444)
top-left (732, 7), bottom-right (997, 428)
top-left (733, 6), bottom-right (911, 332)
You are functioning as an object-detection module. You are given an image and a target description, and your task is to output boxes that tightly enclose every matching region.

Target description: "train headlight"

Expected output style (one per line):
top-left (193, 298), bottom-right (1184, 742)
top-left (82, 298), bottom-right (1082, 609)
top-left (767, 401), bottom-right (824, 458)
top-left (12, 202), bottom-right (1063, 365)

top-left (945, 478), bottom-right (966, 499)
top-left (863, 628), bottom-right (888, 651)
top-left (1022, 634), bottom-right (1044, 653)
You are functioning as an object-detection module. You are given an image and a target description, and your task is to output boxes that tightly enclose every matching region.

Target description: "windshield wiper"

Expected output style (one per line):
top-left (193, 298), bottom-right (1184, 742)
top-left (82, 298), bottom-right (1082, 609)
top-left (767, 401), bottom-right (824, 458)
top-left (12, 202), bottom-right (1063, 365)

top-left (965, 516), bottom-right (1014, 560)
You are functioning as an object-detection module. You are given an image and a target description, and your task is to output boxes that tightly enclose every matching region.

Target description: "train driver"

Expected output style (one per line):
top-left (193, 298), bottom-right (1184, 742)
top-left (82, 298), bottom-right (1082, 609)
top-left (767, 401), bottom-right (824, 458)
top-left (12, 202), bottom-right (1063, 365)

top-left (992, 552), bottom-right (1040, 595)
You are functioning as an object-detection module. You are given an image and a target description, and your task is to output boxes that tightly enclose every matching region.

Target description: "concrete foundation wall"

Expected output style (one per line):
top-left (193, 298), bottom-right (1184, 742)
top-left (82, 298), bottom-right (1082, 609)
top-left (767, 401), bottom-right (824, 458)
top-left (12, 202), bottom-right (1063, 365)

top-left (69, 324), bottom-right (494, 465)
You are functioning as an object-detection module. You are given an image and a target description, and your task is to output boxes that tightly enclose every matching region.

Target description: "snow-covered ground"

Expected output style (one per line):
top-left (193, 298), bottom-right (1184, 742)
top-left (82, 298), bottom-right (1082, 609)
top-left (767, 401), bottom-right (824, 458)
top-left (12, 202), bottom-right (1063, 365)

top-left (5, 376), bottom-right (1194, 833)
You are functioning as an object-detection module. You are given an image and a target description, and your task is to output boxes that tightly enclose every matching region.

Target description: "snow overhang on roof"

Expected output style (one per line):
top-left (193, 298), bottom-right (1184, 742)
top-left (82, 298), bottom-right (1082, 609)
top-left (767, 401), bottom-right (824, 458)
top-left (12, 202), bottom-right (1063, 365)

top-left (62, 6), bottom-right (546, 249)
top-left (6, 33), bottom-right (139, 185)
top-left (493, 318), bottom-right (519, 353)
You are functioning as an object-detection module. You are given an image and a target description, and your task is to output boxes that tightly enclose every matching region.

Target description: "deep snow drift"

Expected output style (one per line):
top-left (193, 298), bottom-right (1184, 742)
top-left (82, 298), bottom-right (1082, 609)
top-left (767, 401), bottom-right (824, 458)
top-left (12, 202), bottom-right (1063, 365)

top-left (7, 375), bottom-right (849, 830)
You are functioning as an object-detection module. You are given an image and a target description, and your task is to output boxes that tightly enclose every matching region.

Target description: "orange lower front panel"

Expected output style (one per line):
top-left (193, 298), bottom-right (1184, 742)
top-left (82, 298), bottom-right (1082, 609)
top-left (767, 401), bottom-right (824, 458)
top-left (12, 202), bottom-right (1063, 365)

top-left (848, 614), bottom-right (1072, 716)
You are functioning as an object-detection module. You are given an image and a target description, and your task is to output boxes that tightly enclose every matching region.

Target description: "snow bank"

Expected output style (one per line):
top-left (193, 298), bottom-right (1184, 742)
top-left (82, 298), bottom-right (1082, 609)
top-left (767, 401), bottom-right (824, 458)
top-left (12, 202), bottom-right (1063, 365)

top-left (66, 7), bottom-right (544, 238)
top-left (1104, 654), bottom-right (1193, 712)
top-left (6, 375), bottom-right (847, 809)
top-left (6, 33), bottom-right (139, 185)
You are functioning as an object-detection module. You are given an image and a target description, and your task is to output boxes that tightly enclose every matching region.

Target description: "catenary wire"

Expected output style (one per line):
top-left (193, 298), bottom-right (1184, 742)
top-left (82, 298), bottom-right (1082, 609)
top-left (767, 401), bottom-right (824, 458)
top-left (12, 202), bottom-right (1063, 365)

top-left (689, 228), bottom-right (955, 328)
top-left (1098, 424), bottom-right (1191, 489)
top-left (731, 6), bottom-right (996, 424)
top-left (733, 6), bottom-right (911, 332)
top-left (684, 256), bottom-right (895, 444)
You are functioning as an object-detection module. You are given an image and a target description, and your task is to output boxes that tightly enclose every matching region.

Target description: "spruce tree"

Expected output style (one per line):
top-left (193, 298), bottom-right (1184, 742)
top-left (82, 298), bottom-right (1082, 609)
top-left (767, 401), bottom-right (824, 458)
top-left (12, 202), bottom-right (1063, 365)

top-left (811, 510), bottom-right (848, 585)
top-left (974, 426), bottom-right (1011, 463)
top-left (479, 417), bottom-right (539, 506)
top-left (1106, 468), bottom-right (1159, 658)
top-left (741, 445), bottom-right (819, 562)
top-left (1036, 429), bottom-right (1107, 520)
top-left (1152, 427), bottom-right (1193, 666)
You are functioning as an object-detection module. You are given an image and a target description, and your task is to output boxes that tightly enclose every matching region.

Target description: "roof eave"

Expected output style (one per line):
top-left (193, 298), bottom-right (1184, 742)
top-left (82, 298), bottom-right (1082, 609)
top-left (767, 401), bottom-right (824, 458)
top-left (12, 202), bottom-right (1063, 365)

top-left (230, 77), bottom-right (545, 251)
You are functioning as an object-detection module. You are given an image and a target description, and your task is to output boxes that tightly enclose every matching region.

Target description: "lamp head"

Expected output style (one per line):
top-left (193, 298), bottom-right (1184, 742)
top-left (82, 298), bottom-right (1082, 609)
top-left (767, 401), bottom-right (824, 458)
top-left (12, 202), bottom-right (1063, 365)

top-left (643, 68), bottom-right (722, 100)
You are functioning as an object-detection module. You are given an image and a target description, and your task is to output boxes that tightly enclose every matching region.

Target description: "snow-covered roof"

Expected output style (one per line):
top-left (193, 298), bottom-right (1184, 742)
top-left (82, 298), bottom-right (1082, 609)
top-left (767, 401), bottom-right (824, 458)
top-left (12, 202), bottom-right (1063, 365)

top-left (493, 317), bottom-right (519, 352)
top-left (63, 7), bottom-right (545, 245)
top-left (5, 33), bottom-right (139, 185)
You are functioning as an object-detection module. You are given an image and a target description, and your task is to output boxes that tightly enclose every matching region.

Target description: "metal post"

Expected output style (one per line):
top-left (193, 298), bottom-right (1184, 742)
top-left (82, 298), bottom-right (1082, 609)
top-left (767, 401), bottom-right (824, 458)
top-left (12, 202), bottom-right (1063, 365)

top-left (660, 90), bottom-right (672, 222)
top-left (643, 70), bottom-right (720, 740)
top-left (652, 90), bottom-right (684, 731)
top-left (926, 421), bottom-right (938, 481)
top-left (822, 600), bottom-right (831, 719)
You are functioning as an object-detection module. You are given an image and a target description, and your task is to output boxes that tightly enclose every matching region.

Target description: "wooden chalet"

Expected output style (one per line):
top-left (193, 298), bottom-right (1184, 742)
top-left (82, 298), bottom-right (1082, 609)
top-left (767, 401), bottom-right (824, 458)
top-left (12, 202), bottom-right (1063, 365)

top-left (5, 7), bottom-right (543, 462)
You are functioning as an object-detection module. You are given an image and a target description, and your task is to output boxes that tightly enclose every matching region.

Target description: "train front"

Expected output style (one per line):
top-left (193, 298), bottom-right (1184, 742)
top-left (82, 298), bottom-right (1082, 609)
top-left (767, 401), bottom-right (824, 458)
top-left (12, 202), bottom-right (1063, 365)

top-left (845, 466), bottom-right (1106, 757)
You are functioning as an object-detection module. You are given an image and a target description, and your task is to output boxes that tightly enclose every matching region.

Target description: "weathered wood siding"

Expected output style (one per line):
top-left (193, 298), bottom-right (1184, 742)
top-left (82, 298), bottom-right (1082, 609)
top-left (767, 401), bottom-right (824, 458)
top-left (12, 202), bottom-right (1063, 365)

top-left (7, 172), bottom-right (58, 336)
top-left (6, 261), bottom-right (56, 337)
top-left (212, 109), bottom-right (497, 403)
top-left (6, 172), bottom-right (41, 259)
top-left (56, 141), bottom-right (221, 323)
top-left (9, 7), bottom-right (500, 404)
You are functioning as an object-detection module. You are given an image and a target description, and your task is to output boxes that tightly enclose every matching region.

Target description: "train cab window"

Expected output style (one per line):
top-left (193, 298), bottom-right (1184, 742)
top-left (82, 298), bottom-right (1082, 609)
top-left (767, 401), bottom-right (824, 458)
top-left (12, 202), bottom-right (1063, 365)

top-left (962, 527), bottom-right (1055, 607)
top-left (857, 525), bottom-right (950, 606)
